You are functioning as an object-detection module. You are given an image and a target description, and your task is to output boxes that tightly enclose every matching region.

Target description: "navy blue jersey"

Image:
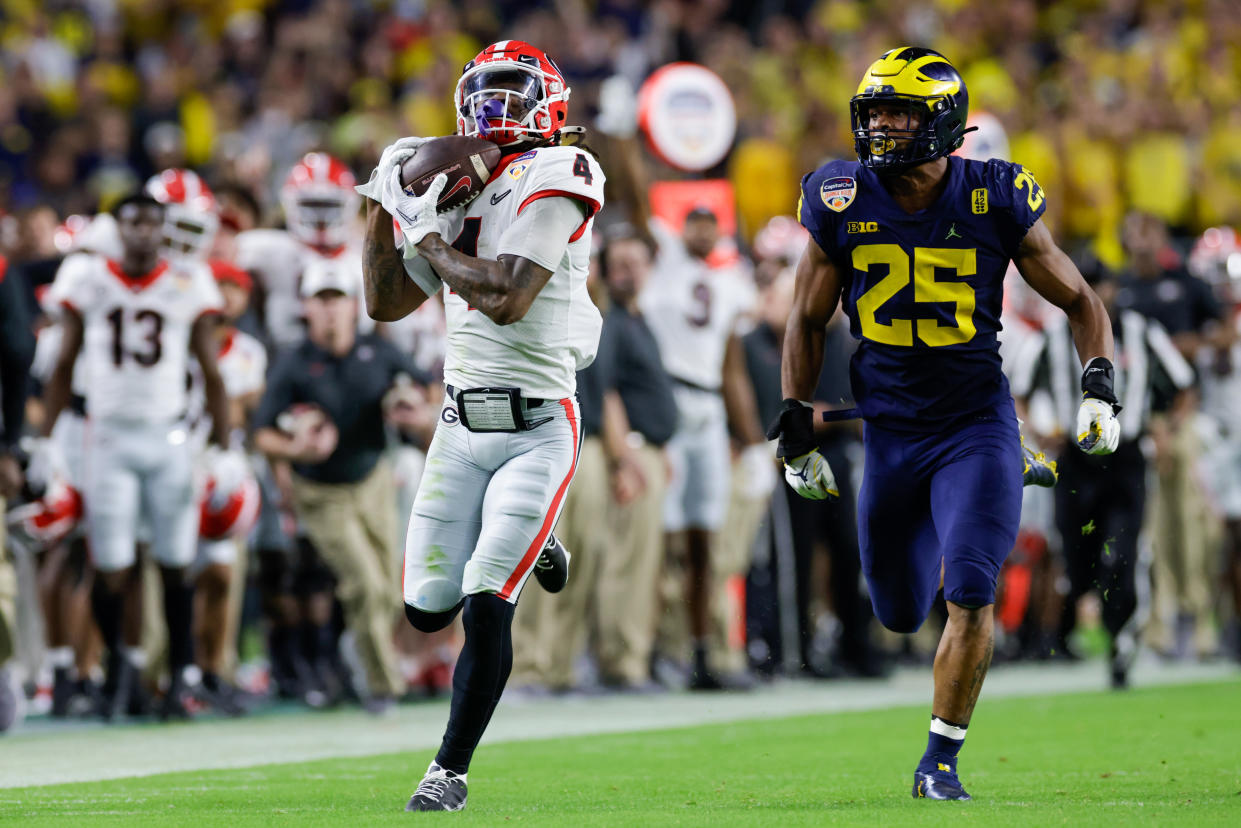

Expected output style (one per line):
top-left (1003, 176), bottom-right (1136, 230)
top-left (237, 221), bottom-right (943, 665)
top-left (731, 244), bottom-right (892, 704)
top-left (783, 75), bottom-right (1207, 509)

top-left (799, 155), bottom-right (1045, 431)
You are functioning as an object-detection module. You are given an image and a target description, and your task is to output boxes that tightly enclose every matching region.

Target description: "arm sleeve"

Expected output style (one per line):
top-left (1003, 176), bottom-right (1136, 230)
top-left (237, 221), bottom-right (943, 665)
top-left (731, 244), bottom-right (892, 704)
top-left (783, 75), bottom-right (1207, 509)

top-left (253, 353), bottom-right (298, 430)
top-left (0, 260), bottom-right (35, 449)
top-left (400, 244), bottom-right (445, 297)
top-left (496, 196), bottom-right (588, 272)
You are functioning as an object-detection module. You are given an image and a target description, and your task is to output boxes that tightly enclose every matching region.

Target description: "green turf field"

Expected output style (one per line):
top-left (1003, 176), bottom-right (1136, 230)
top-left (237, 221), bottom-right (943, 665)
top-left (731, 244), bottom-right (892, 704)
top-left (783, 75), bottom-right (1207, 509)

top-left (2, 679), bottom-right (1238, 826)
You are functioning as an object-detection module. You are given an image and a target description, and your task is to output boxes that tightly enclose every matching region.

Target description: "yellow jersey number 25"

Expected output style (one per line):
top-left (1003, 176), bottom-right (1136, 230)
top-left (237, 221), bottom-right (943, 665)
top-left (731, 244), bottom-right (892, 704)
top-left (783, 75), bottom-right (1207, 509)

top-left (853, 244), bottom-right (977, 347)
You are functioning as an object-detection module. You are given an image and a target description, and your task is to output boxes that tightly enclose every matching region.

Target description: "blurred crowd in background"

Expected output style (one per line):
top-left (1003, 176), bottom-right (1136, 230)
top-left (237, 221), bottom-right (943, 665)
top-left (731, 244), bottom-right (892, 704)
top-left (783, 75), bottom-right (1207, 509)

top-left (1, 0), bottom-right (1240, 727)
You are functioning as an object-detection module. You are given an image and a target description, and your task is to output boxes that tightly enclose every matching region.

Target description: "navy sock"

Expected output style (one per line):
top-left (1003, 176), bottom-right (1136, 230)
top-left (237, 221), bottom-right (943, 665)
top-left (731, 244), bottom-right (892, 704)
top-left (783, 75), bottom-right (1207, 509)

top-left (434, 594), bottom-right (515, 774)
top-left (918, 716), bottom-right (967, 773)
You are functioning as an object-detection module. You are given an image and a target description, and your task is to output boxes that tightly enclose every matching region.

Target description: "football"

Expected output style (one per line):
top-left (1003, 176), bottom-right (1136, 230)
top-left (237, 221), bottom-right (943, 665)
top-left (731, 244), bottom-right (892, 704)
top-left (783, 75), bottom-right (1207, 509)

top-left (276, 402), bottom-right (339, 459)
top-left (399, 135), bottom-right (503, 213)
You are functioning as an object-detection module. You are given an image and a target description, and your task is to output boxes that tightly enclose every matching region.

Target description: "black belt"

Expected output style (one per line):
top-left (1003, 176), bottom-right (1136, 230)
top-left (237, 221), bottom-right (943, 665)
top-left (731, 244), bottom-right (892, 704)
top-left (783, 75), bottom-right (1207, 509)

top-left (669, 375), bottom-right (721, 395)
top-left (69, 393), bottom-right (87, 417)
top-left (445, 384), bottom-right (546, 409)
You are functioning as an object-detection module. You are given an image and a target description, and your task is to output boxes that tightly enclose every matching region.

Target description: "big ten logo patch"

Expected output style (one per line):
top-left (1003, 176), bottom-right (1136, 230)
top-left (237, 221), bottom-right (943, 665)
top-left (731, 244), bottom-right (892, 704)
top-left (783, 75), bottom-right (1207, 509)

top-left (847, 221), bottom-right (879, 234)
top-left (972, 188), bottom-right (988, 215)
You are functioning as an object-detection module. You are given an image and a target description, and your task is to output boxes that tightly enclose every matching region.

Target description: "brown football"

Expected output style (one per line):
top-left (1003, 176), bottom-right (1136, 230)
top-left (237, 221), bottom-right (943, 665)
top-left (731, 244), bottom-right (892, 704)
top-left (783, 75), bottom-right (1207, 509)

top-left (399, 136), bottom-right (503, 213)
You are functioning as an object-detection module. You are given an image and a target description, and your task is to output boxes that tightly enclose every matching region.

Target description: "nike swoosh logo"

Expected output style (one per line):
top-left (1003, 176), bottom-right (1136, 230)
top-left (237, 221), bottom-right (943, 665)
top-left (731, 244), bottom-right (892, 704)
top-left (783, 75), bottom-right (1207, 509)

top-left (490, 190), bottom-right (511, 206)
top-left (443, 176), bottom-right (472, 203)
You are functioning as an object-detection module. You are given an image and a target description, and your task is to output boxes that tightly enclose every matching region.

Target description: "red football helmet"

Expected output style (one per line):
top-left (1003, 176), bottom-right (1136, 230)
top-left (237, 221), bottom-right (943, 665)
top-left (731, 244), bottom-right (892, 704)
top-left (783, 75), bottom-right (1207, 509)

top-left (199, 471), bottom-right (261, 541)
top-left (145, 169), bottom-right (219, 260)
top-left (1189, 226), bottom-right (1241, 306)
top-left (281, 152), bottom-right (358, 251)
top-left (455, 41), bottom-right (571, 147)
top-left (8, 478), bottom-right (83, 547)
top-left (752, 215), bottom-right (810, 266)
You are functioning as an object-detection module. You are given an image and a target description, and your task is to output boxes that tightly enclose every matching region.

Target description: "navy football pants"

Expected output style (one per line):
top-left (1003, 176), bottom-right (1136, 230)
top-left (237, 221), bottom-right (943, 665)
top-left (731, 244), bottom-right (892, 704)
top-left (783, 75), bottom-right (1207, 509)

top-left (858, 404), bottom-right (1023, 633)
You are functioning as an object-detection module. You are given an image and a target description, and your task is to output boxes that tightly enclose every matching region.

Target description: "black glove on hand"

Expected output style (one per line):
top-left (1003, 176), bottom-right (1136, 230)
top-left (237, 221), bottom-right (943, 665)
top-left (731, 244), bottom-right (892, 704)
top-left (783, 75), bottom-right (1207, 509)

top-left (766, 399), bottom-right (816, 460)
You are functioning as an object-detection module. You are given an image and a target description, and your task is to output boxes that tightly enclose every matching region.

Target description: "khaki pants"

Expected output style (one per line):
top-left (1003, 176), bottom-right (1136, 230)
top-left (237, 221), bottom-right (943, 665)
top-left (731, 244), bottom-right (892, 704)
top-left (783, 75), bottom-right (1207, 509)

top-left (0, 496), bottom-right (16, 663)
top-left (292, 461), bottom-right (404, 697)
top-left (511, 437), bottom-right (608, 689)
top-left (655, 457), bottom-right (769, 672)
top-left (594, 443), bottom-right (667, 684)
top-left (710, 459), bottom-right (768, 673)
top-left (1148, 417), bottom-right (1220, 655)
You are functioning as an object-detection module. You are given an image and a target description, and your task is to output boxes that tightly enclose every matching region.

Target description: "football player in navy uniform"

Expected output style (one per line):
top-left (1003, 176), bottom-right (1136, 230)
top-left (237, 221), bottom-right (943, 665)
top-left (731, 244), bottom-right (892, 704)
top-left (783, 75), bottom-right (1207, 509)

top-left (768, 48), bottom-right (1120, 800)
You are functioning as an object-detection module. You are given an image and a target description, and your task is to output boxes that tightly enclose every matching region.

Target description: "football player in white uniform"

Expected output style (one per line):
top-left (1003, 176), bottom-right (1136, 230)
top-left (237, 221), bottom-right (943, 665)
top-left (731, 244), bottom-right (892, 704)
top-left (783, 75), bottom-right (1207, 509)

top-left (40, 193), bottom-right (230, 720)
top-left (236, 152), bottom-right (367, 350)
top-left (640, 206), bottom-right (771, 689)
top-left (144, 168), bottom-right (220, 262)
top-left (358, 40), bottom-right (604, 811)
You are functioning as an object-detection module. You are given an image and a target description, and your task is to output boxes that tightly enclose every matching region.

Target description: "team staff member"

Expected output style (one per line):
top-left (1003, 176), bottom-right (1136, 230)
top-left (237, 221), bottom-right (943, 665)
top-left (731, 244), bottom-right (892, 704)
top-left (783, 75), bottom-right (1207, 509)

top-left (1011, 267), bottom-right (1194, 688)
top-left (592, 229), bottom-right (679, 689)
top-left (0, 253), bottom-right (35, 732)
top-left (254, 258), bottom-right (431, 713)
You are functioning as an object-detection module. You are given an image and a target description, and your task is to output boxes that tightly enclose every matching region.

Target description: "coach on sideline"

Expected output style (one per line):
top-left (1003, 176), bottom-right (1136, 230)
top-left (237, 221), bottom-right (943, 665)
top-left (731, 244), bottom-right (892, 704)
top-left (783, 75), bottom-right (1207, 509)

top-left (254, 258), bottom-right (432, 712)
top-left (591, 228), bottom-right (679, 689)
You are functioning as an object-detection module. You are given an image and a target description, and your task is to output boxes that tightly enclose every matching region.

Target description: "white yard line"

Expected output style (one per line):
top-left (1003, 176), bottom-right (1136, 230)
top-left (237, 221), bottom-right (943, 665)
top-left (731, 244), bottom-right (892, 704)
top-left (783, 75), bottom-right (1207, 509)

top-left (0, 658), bottom-right (1235, 789)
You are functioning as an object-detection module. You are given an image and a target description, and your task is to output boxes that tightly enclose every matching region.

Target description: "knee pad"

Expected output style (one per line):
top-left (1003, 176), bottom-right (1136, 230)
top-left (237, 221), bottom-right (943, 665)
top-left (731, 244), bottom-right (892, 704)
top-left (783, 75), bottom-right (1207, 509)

top-left (405, 598), bottom-right (465, 633)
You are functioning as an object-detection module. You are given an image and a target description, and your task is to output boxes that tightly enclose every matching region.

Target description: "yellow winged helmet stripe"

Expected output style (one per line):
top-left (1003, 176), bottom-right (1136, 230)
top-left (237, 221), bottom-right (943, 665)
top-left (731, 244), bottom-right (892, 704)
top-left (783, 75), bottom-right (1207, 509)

top-left (855, 49), bottom-right (961, 100)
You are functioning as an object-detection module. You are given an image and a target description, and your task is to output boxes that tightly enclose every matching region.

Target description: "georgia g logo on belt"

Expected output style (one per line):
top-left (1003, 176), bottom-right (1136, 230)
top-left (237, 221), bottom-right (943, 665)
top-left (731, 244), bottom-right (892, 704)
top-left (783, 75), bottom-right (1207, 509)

top-left (820, 177), bottom-right (856, 212)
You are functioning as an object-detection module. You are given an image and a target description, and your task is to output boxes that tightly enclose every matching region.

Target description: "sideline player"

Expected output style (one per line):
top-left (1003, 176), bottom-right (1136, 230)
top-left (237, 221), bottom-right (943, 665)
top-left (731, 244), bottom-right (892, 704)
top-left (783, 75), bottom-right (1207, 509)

top-left (40, 193), bottom-right (231, 720)
top-left (185, 260), bottom-right (266, 712)
top-left (236, 152), bottom-right (365, 349)
top-left (640, 207), bottom-right (770, 688)
top-left (767, 48), bottom-right (1119, 800)
top-left (358, 40), bottom-right (604, 811)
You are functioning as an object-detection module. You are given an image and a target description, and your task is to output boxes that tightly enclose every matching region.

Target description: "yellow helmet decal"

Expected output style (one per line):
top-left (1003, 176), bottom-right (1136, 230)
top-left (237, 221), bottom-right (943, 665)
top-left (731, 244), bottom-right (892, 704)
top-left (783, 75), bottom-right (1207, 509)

top-left (855, 48), bottom-right (961, 103)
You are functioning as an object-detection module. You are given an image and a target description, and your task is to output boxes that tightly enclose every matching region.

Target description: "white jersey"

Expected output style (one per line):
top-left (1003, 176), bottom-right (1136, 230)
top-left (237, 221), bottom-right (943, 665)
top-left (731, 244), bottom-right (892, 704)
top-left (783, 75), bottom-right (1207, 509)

top-left (235, 229), bottom-right (371, 349)
top-left (30, 321), bottom-right (88, 398)
top-left (640, 237), bottom-right (757, 391)
top-left (403, 145), bottom-right (606, 399)
top-left (46, 254), bottom-right (222, 423)
top-left (185, 328), bottom-right (268, 448)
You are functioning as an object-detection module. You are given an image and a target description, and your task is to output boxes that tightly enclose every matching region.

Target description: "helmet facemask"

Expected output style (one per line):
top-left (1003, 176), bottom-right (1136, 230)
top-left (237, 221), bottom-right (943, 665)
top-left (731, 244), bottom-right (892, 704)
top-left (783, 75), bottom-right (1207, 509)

top-left (455, 57), bottom-right (567, 147)
top-left (284, 189), bottom-right (352, 249)
top-left (162, 203), bottom-right (219, 260)
top-left (851, 94), bottom-right (965, 172)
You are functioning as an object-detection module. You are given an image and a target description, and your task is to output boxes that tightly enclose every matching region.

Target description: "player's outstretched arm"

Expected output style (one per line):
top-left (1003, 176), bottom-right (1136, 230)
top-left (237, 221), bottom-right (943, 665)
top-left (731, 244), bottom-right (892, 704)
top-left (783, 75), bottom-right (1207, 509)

top-left (362, 199), bottom-right (430, 322)
top-left (39, 308), bottom-right (84, 438)
top-left (1013, 219), bottom-right (1113, 367)
top-left (1015, 219), bottom-right (1120, 454)
top-left (769, 239), bottom-right (844, 500)
top-left (781, 239), bottom-right (843, 401)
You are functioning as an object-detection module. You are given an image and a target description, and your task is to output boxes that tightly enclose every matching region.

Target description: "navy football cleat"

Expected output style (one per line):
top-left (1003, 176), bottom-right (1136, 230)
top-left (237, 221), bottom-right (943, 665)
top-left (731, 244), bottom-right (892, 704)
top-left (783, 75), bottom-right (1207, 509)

top-left (913, 764), bottom-right (972, 800)
top-left (1021, 437), bottom-right (1058, 488)
top-left (533, 533), bottom-right (571, 593)
top-left (405, 763), bottom-right (468, 812)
